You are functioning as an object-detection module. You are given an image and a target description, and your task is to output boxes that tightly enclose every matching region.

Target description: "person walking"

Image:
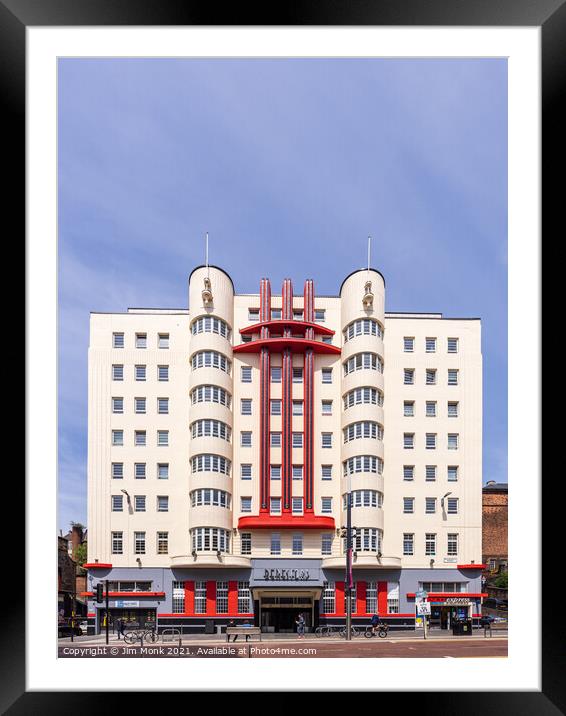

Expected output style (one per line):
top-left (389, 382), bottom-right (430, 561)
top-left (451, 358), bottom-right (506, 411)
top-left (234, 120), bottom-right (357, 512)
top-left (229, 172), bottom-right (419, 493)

top-left (295, 613), bottom-right (306, 639)
top-left (227, 619), bottom-right (237, 642)
top-left (115, 617), bottom-right (122, 640)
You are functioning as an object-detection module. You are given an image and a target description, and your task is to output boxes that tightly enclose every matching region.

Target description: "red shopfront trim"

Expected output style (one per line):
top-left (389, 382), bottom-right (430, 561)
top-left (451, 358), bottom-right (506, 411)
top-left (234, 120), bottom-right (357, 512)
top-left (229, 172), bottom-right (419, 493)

top-left (84, 563), bottom-right (112, 569)
top-left (457, 564), bottom-right (487, 570)
top-left (377, 581), bottom-right (388, 615)
top-left (159, 613), bottom-right (254, 618)
top-left (238, 514), bottom-right (335, 529)
top-left (185, 581), bottom-right (195, 615)
top-left (240, 320), bottom-right (334, 337)
top-left (233, 338), bottom-right (341, 355)
top-left (335, 581), bottom-right (345, 617)
top-left (206, 582), bottom-right (216, 615)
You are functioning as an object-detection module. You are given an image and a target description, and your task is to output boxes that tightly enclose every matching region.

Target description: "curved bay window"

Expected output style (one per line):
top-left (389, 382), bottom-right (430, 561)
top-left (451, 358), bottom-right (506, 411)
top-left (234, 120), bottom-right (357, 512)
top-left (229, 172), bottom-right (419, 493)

top-left (343, 318), bottom-right (384, 342)
top-left (343, 352), bottom-right (384, 375)
top-left (191, 454), bottom-right (231, 476)
top-left (190, 488), bottom-right (231, 508)
top-left (191, 419), bottom-right (231, 442)
top-left (343, 386), bottom-right (384, 410)
top-left (191, 350), bottom-right (231, 374)
top-left (343, 455), bottom-right (384, 476)
top-left (343, 421), bottom-right (384, 443)
top-left (191, 527), bottom-right (231, 553)
top-left (190, 385), bottom-right (231, 408)
top-left (191, 315), bottom-right (231, 340)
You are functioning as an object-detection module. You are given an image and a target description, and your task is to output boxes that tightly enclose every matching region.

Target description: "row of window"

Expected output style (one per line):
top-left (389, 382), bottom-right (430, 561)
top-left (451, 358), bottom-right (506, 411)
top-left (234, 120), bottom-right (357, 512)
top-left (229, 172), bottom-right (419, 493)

top-left (404, 433), bottom-right (460, 450)
top-left (192, 350), bottom-right (231, 373)
top-left (322, 581), bottom-right (399, 614)
top-left (403, 337), bottom-right (459, 353)
top-left (239, 398), bottom-right (334, 418)
top-left (172, 580), bottom-right (252, 614)
top-left (241, 366), bottom-right (334, 384)
top-left (343, 319), bottom-right (384, 342)
top-left (260, 496), bottom-right (332, 515)
top-left (111, 531), bottom-right (169, 554)
top-left (403, 532), bottom-right (460, 556)
top-left (343, 352), bottom-right (383, 375)
top-left (344, 387), bottom-right (384, 409)
top-left (241, 464), bottom-right (334, 480)
top-left (404, 401), bottom-right (459, 418)
top-left (404, 368), bottom-right (459, 385)
top-left (111, 462), bottom-right (169, 479)
top-left (111, 495), bottom-right (168, 512)
top-left (191, 385), bottom-right (231, 407)
top-left (112, 333), bottom-right (169, 349)
top-left (403, 496), bottom-right (460, 514)
top-left (191, 316), bottom-right (231, 339)
top-left (248, 308), bottom-right (326, 322)
top-left (239, 431), bottom-right (339, 448)
top-left (342, 455), bottom-right (384, 476)
top-left (404, 465), bottom-right (460, 482)
top-left (112, 397), bottom-right (169, 414)
top-left (112, 430), bottom-right (169, 447)
top-left (112, 364), bottom-right (169, 381)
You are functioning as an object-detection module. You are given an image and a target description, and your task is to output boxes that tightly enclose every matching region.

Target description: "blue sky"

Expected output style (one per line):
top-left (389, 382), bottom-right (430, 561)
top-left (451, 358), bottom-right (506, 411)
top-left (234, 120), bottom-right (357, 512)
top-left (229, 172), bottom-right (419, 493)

top-left (58, 58), bottom-right (507, 533)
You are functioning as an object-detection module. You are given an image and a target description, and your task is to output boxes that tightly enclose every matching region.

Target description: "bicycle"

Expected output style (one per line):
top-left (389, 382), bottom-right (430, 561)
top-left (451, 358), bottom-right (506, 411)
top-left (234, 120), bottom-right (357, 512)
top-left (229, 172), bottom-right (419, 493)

top-left (123, 627), bottom-right (159, 645)
top-left (339, 625), bottom-right (362, 638)
top-left (364, 624), bottom-right (388, 638)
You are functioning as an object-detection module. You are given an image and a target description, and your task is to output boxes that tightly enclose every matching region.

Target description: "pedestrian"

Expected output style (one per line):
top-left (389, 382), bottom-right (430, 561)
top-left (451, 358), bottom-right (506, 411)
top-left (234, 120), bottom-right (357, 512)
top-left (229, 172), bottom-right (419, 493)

top-left (227, 619), bottom-right (236, 642)
top-left (115, 617), bottom-right (122, 640)
top-left (370, 612), bottom-right (380, 636)
top-left (295, 613), bottom-right (305, 639)
top-left (242, 619), bottom-right (252, 642)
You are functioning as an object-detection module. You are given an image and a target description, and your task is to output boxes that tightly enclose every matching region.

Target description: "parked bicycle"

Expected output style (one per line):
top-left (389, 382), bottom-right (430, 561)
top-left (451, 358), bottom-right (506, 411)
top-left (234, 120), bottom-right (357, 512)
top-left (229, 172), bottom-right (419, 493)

top-left (123, 627), bottom-right (159, 644)
top-left (364, 623), bottom-right (388, 638)
top-left (339, 625), bottom-right (362, 638)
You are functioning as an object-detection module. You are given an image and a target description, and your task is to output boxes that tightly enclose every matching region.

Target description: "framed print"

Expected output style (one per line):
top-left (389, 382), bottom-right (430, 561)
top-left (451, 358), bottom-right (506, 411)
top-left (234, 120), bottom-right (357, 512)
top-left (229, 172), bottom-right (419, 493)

top-left (5, 0), bottom-right (557, 708)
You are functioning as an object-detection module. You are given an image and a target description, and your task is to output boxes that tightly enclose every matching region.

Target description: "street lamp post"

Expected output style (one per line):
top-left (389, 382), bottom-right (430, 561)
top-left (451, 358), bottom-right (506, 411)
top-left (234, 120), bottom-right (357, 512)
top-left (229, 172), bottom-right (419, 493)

top-left (345, 475), bottom-right (353, 641)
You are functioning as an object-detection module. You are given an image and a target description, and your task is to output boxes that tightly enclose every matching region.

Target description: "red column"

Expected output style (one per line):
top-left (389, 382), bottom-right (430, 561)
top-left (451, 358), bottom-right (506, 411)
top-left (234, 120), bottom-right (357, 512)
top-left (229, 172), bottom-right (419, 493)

top-left (206, 581), bottom-right (216, 615)
top-left (335, 581), bottom-right (345, 616)
top-left (378, 581), bottom-right (388, 616)
top-left (358, 581), bottom-right (367, 616)
top-left (185, 581), bottom-right (194, 616)
top-left (228, 581), bottom-right (238, 615)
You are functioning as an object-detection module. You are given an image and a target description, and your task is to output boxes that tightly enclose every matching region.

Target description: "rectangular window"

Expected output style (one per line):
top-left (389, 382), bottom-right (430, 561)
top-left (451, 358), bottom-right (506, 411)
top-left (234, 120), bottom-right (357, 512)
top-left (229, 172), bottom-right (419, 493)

top-left (270, 465), bottom-right (281, 480)
top-left (158, 333), bottom-right (169, 349)
top-left (448, 401), bottom-right (459, 417)
top-left (293, 367), bottom-right (303, 383)
top-left (241, 366), bottom-right (252, 383)
top-left (292, 533), bottom-right (303, 555)
top-left (112, 430), bottom-right (124, 446)
top-left (157, 531), bottom-right (168, 554)
top-left (426, 369), bottom-right (437, 385)
top-left (172, 581), bottom-right (185, 614)
top-left (448, 433), bottom-right (459, 450)
top-left (447, 337), bottom-right (459, 353)
top-left (241, 399), bottom-right (252, 415)
top-left (322, 582), bottom-right (335, 614)
top-left (157, 496), bottom-right (168, 512)
top-left (404, 433), bottom-right (414, 450)
top-left (403, 465), bottom-right (414, 481)
top-left (157, 430), bottom-right (169, 446)
top-left (112, 462), bottom-right (123, 479)
top-left (241, 431), bottom-right (252, 447)
top-left (404, 401), bottom-right (414, 417)
top-left (134, 531), bottom-right (146, 554)
top-left (112, 364), bottom-right (124, 381)
top-left (215, 581), bottom-right (229, 613)
top-left (270, 532), bottom-right (281, 555)
top-left (321, 497), bottom-right (332, 513)
top-left (241, 464), bottom-right (252, 480)
top-left (111, 495), bottom-right (123, 511)
top-left (133, 397), bottom-right (146, 414)
top-left (292, 432), bottom-right (303, 448)
top-left (404, 337), bottom-right (414, 352)
top-left (321, 533), bottom-right (333, 555)
top-left (157, 398), bottom-right (169, 414)
top-left (321, 433), bottom-right (332, 448)
top-left (292, 465), bottom-right (303, 480)
top-left (112, 332), bottom-right (124, 348)
top-left (387, 582), bottom-right (400, 614)
top-left (135, 463), bottom-right (146, 479)
top-left (134, 495), bottom-right (146, 512)
top-left (292, 497), bottom-right (303, 514)
top-left (322, 336), bottom-right (333, 345)
top-left (271, 309), bottom-right (282, 320)
top-left (365, 582), bottom-right (377, 613)
top-left (425, 497), bottom-right (437, 514)
top-left (271, 400), bottom-right (282, 416)
top-left (403, 533), bottom-right (414, 556)
top-left (292, 400), bottom-right (303, 415)
top-left (425, 533), bottom-right (436, 556)
top-left (136, 333), bottom-right (147, 349)
top-left (241, 497), bottom-right (252, 513)
top-left (112, 397), bottom-right (124, 414)
top-left (241, 533), bottom-right (252, 555)
top-left (447, 465), bottom-right (459, 482)
top-left (322, 465), bottom-right (333, 480)
top-left (293, 309), bottom-right (303, 320)
top-left (270, 497), bottom-right (281, 514)
top-left (157, 463), bottom-right (169, 480)
top-left (321, 368), bottom-right (332, 384)
top-left (194, 581), bottom-right (206, 614)
top-left (404, 369), bottom-right (414, 384)
top-left (271, 432), bottom-right (282, 447)
top-left (447, 497), bottom-right (459, 514)
top-left (425, 465), bottom-right (437, 482)
top-left (135, 365), bottom-right (146, 381)
top-left (403, 497), bottom-right (414, 514)
top-left (248, 308), bottom-right (260, 321)
top-left (426, 433), bottom-right (437, 450)
top-left (448, 369), bottom-right (459, 386)
top-left (426, 401), bottom-right (436, 417)
top-left (238, 581), bottom-right (252, 614)
top-left (425, 337), bottom-right (436, 352)
top-left (314, 309), bottom-right (325, 322)
top-left (111, 531), bottom-right (123, 554)
top-left (322, 400), bottom-right (333, 415)
top-left (158, 365), bottom-right (169, 381)
top-left (447, 533), bottom-right (459, 556)
top-left (271, 367), bottom-right (282, 383)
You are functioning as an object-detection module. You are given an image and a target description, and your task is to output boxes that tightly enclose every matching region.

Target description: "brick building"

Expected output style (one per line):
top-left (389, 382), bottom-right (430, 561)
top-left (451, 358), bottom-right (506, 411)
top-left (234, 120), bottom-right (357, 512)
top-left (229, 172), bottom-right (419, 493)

top-left (482, 481), bottom-right (508, 574)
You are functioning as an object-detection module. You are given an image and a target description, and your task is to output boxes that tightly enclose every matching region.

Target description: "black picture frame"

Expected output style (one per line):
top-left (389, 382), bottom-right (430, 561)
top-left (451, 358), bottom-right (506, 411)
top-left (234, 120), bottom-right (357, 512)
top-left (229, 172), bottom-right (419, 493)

top-left (8, 0), bottom-right (556, 709)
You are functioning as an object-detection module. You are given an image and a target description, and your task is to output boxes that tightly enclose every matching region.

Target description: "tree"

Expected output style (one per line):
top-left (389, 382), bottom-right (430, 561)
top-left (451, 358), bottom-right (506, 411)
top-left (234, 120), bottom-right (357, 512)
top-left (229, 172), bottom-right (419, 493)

top-left (493, 572), bottom-right (508, 589)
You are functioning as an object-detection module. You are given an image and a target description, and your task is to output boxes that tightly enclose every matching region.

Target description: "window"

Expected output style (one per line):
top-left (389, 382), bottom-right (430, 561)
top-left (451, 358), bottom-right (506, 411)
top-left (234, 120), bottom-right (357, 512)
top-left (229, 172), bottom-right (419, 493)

top-left (270, 497), bottom-right (281, 514)
top-left (111, 531), bottom-right (123, 554)
top-left (271, 532), bottom-right (281, 555)
top-left (447, 497), bottom-right (459, 514)
top-left (191, 385), bottom-right (231, 408)
top-left (292, 465), bottom-right (303, 480)
top-left (321, 433), bottom-right (332, 448)
top-left (292, 534), bottom-right (303, 555)
top-left (343, 386), bottom-right (383, 409)
top-left (270, 465), bottom-right (281, 480)
top-left (194, 581), bottom-right (207, 614)
top-left (241, 497), bottom-right (252, 513)
top-left (241, 431), bottom-right (252, 447)
top-left (134, 531), bottom-right (146, 554)
top-left (404, 433), bottom-right (414, 449)
top-left (403, 465), bottom-right (414, 481)
top-left (322, 400), bottom-right (333, 416)
top-left (447, 465), bottom-right (459, 482)
top-left (214, 581), bottom-right (229, 614)
top-left (292, 432), bottom-right (303, 448)
top-left (426, 433), bottom-right (437, 450)
top-left (425, 465), bottom-right (437, 482)
top-left (343, 352), bottom-right (383, 375)
top-left (293, 367), bottom-right (303, 383)
top-left (448, 369), bottom-right (459, 385)
top-left (135, 365), bottom-right (146, 381)
top-left (241, 464), bottom-right (252, 480)
top-left (157, 532), bottom-right (168, 554)
top-left (191, 419), bottom-right (231, 442)
top-left (191, 454), bottom-right (231, 475)
top-left (321, 497), bottom-right (332, 513)
top-left (241, 399), bottom-right (252, 416)
top-left (404, 337), bottom-right (414, 352)
top-left (343, 319), bottom-right (384, 342)
top-left (321, 534), bottom-right (333, 555)
top-left (112, 332), bottom-right (124, 348)
top-left (271, 309), bottom-right (282, 320)
top-left (157, 430), bottom-right (169, 446)
top-left (157, 496), bottom-right (168, 512)
top-left (191, 489), bottom-right (230, 508)
top-left (348, 490), bottom-right (382, 508)
top-left (241, 366), bottom-right (252, 383)
top-left (426, 369), bottom-right (437, 385)
top-left (241, 335), bottom-right (252, 344)
top-left (322, 582), bottom-right (335, 614)
top-left (135, 463), bottom-right (146, 479)
top-left (293, 309), bottom-right (303, 320)
top-left (343, 455), bottom-right (383, 476)
top-left (447, 337), bottom-right (459, 353)
top-left (134, 397), bottom-right (146, 414)
top-left (425, 337), bottom-right (436, 352)
top-left (448, 401), bottom-right (459, 417)
top-left (158, 365), bottom-right (169, 381)
top-left (158, 333), bottom-right (169, 349)
top-left (322, 465), bottom-right (332, 480)
top-left (403, 497), bottom-right (414, 514)
top-left (238, 581), bottom-right (252, 613)
top-left (292, 498), bottom-right (303, 514)
top-left (448, 433), bottom-right (459, 450)
top-left (354, 528), bottom-right (381, 553)
top-left (321, 368), bottom-right (332, 384)
top-left (134, 495), bottom-right (146, 512)
top-left (314, 309), bottom-right (325, 322)
top-left (191, 316), bottom-right (230, 340)
top-left (172, 581), bottom-right (185, 614)
top-left (112, 463), bottom-right (123, 479)
top-left (425, 497), bottom-right (437, 514)
top-left (155, 398), bottom-right (168, 415)
top-left (404, 401), bottom-right (414, 417)
top-left (425, 533), bottom-right (436, 556)
top-left (112, 430), bottom-right (124, 446)
top-left (111, 495), bottom-right (123, 511)
top-left (271, 400), bottom-right (281, 416)
top-left (403, 533), bottom-right (414, 556)
top-left (248, 308), bottom-right (260, 321)
top-left (271, 432), bottom-right (282, 447)
top-left (426, 401), bottom-right (436, 417)
top-left (191, 528), bottom-right (230, 553)
top-left (271, 366), bottom-right (282, 383)
top-left (292, 401), bottom-right (303, 415)
top-left (241, 533), bottom-right (252, 555)
top-left (343, 421), bottom-right (383, 443)
top-left (365, 582), bottom-right (377, 613)
top-left (157, 463), bottom-right (169, 480)
top-left (112, 397), bottom-right (124, 414)
top-left (135, 333), bottom-right (147, 349)
top-left (112, 364), bottom-right (124, 381)
top-left (404, 369), bottom-right (414, 385)
top-left (447, 533), bottom-right (459, 556)
top-left (191, 350), bottom-right (231, 373)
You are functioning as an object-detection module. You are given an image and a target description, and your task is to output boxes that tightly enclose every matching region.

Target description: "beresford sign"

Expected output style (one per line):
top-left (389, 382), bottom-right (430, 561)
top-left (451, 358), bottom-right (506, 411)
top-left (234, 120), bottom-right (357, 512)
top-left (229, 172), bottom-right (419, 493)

top-left (263, 568), bottom-right (310, 581)
top-left (250, 559), bottom-right (323, 587)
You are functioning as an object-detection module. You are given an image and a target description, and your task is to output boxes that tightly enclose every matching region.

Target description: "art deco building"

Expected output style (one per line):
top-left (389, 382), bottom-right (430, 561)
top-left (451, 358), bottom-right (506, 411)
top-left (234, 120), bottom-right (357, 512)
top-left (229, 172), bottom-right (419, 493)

top-left (84, 264), bottom-right (484, 633)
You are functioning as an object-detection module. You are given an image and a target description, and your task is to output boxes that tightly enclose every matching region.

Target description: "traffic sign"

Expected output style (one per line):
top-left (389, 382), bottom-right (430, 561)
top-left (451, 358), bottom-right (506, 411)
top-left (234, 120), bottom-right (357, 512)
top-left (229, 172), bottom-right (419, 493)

top-left (417, 602), bottom-right (431, 615)
top-left (415, 589), bottom-right (428, 599)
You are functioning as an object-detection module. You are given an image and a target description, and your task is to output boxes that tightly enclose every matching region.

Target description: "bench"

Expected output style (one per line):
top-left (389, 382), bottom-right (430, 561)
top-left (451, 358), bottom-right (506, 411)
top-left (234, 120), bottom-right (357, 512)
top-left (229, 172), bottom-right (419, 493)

top-left (225, 627), bottom-right (262, 642)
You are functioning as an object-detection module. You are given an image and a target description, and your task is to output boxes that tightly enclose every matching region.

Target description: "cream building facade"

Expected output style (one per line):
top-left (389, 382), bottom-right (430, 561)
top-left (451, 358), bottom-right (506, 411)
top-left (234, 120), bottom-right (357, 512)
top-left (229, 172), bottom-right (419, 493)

top-left (85, 265), bottom-right (485, 634)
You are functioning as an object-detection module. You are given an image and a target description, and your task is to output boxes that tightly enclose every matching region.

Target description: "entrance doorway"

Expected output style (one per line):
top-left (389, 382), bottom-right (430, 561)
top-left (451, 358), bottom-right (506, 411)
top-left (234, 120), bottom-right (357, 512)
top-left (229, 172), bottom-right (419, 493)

top-left (99, 608), bottom-right (156, 634)
top-left (258, 594), bottom-right (316, 633)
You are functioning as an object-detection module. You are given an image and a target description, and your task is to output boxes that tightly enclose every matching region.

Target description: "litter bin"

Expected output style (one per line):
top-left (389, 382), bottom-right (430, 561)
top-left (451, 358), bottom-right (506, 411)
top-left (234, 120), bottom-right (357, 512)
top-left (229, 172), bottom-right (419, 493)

top-left (204, 620), bottom-right (215, 635)
top-left (452, 619), bottom-right (472, 636)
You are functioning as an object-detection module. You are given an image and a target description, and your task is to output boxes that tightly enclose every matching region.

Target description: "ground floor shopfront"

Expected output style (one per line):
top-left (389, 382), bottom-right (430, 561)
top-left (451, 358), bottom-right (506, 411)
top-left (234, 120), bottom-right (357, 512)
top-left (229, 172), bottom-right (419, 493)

top-left (84, 561), bottom-right (485, 635)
